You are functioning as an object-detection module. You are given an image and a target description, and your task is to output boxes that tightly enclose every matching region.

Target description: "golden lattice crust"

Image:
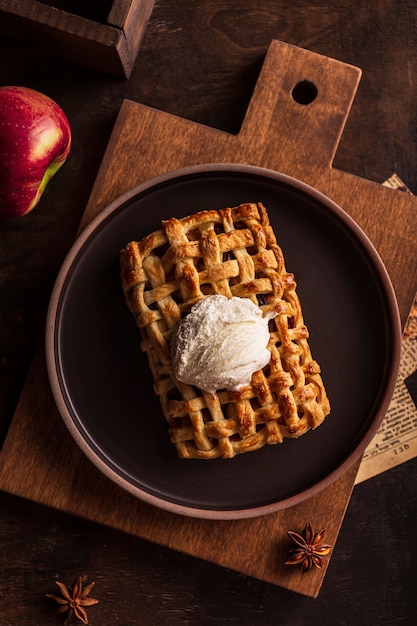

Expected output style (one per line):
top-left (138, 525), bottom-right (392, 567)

top-left (120, 202), bottom-right (330, 459)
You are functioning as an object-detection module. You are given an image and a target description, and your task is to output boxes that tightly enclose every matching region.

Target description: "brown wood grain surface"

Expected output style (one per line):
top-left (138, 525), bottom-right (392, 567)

top-left (1, 39), bottom-right (416, 601)
top-left (0, 0), bottom-right (155, 77)
top-left (1, 2), bottom-right (417, 624)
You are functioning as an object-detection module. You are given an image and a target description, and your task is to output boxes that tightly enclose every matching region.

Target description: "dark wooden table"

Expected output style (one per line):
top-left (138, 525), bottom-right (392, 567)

top-left (1, 2), bottom-right (417, 624)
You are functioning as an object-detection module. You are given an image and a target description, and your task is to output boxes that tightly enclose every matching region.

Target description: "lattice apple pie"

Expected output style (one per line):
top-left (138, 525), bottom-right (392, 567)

top-left (120, 202), bottom-right (330, 459)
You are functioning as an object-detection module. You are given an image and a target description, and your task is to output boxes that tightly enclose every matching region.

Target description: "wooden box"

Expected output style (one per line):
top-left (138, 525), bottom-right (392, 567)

top-left (0, 0), bottom-right (155, 78)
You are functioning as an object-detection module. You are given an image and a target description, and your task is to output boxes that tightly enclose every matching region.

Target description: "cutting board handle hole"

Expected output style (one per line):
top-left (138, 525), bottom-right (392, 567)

top-left (291, 80), bottom-right (318, 105)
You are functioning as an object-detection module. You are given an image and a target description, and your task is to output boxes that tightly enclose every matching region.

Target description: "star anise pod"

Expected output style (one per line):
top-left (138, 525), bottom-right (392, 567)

top-left (285, 522), bottom-right (332, 573)
top-left (46, 575), bottom-right (98, 624)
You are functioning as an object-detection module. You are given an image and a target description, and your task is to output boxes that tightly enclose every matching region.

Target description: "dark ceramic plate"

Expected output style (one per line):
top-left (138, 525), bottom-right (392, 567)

top-left (46, 164), bottom-right (401, 519)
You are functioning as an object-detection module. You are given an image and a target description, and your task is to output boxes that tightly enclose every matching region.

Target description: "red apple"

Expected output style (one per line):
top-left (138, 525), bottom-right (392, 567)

top-left (0, 86), bottom-right (71, 218)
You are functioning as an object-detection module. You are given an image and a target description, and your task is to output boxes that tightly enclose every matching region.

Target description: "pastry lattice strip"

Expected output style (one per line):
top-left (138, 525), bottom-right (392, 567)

top-left (120, 202), bottom-right (330, 459)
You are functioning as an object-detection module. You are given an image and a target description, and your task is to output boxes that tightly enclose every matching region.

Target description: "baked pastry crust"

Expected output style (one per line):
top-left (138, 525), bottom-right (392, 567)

top-left (120, 202), bottom-right (330, 459)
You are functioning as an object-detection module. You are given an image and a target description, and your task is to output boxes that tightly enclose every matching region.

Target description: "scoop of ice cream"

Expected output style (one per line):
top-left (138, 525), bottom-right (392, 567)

top-left (172, 295), bottom-right (274, 393)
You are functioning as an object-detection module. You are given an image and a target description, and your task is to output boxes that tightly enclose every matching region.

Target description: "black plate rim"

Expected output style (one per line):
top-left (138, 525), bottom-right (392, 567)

top-left (45, 163), bottom-right (402, 520)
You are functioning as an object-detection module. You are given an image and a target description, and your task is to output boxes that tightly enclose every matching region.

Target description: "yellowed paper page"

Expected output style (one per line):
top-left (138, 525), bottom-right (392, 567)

top-left (355, 175), bottom-right (417, 483)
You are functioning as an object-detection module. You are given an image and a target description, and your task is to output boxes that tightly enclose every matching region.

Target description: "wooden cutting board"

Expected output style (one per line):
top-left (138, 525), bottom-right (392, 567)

top-left (1, 40), bottom-right (417, 598)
